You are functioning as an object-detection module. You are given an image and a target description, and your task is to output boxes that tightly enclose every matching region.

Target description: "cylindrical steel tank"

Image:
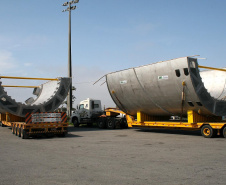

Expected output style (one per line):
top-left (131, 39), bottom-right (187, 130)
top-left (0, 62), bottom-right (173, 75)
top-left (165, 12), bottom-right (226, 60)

top-left (106, 57), bottom-right (226, 117)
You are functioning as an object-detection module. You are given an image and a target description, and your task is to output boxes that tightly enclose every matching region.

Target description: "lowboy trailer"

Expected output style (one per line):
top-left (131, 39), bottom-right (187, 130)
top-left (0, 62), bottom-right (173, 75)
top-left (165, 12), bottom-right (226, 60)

top-left (99, 108), bottom-right (226, 138)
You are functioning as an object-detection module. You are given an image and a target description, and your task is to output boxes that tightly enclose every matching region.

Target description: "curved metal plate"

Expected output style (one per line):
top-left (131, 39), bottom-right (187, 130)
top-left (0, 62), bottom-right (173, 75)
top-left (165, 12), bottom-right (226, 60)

top-left (0, 77), bottom-right (71, 117)
top-left (106, 57), bottom-right (226, 117)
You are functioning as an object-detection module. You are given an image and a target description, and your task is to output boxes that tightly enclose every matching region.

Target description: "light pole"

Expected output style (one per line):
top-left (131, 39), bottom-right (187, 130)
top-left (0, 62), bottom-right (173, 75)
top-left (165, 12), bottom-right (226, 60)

top-left (62, 0), bottom-right (79, 116)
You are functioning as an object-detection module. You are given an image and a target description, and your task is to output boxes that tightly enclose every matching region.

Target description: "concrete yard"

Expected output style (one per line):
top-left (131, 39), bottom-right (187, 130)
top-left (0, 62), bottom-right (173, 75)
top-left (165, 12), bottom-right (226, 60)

top-left (0, 126), bottom-right (226, 185)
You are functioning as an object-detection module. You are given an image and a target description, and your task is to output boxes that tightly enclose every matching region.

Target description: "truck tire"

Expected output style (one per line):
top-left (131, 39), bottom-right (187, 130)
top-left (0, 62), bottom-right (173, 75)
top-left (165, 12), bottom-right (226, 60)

top-left (21, 128), bottom-right (29, 139)
top-left (97, 118), bottom-right (106, 129)
top-left (201, 125), bottom-right (216, 138)
top-left (223, 127), bottom-right (226, 138)
top-left (106, 117), bottom-right (115, 129)
top-left (73, 118), bottom-right (80, 127)
top-left (0, 122), bottom-right (5, 127)
top-left (120, 118), bottom-right (128, 129)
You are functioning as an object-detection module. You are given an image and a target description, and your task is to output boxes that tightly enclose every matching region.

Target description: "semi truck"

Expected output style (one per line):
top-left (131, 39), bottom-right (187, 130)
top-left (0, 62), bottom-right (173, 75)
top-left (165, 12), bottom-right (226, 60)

top-left (71, 98), bottom-right (226, 138)
top-left (70, 98), bottom-right (127, 129)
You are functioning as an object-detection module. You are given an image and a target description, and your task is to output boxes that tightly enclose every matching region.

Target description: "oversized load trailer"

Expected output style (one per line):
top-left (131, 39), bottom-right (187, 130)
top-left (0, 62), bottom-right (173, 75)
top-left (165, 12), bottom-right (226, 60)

top-left (103, 56), bottom-right (226, 138)
top-left (0, 76), bottom-right (71, 139)
top-left (0, 112), bottom-right (68, 139)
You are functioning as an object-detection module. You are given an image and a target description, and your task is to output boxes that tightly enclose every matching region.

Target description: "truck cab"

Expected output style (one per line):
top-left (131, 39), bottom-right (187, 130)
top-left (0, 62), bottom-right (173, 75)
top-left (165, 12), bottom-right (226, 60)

top-left (70, 98), bottom-right (103, 127)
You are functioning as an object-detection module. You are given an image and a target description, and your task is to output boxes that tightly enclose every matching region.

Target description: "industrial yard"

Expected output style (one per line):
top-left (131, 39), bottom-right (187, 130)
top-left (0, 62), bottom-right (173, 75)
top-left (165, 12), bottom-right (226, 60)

top-left (0, 1), bottom-right (226, 185)
top-left (0, 125), bottom-right (226, 185)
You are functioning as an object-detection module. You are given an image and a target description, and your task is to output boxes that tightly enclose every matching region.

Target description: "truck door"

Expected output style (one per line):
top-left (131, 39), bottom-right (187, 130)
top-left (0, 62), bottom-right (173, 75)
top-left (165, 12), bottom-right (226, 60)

top-left (78, 104), bottom-right (89, 118)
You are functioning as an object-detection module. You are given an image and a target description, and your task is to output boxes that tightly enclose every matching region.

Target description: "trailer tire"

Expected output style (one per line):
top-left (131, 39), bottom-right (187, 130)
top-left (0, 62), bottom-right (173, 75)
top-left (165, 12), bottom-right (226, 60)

top-left (223, 127), bottom-right (226, 138)
top-left (59, 128), bottom-right (68, 137)
top-left (73, 118), bottom-right (80, 127)
top-left (15, 126), bottom-right (18, 136)
top-left (201, 125), bottom-right (216, 138)
top-left (18, 127), bottom-right (21, 137)
top-left (97, 118), bottom-right (106, 129)
top-left (21, 128), bottom-right (29, 139)
top-left (12, 125), bottom-right (16, 134)
top-left (106, 117), bottom-right (115, 129)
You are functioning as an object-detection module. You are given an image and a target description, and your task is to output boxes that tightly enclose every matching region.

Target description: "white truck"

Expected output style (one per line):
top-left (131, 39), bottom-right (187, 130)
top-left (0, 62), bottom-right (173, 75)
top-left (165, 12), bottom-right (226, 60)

top-left (70, 98), bottom-right (128, 129)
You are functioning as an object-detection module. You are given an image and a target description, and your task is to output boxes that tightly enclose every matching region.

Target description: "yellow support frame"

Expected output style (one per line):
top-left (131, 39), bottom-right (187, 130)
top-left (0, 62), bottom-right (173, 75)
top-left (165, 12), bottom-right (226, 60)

top-left (198, 65), bottom-right (226, 72)
top-left (0, 76), bottom-right (58, 81)
top-left (132, 110), bottom-right (226, 131)
top-left (2, 85), bottom-right (40, 88)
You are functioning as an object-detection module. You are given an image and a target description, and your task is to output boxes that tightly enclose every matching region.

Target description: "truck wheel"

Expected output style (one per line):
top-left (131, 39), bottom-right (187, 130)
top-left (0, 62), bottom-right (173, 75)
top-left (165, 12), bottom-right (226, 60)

top-left (97, 118), bottom-right (106, 129)
top-left (120, 118), bottom-right (128, 129)
top-left (0, 122), bottom-right (5, 127)
top-left (201, 125), bottom-right (216, 138)
top-left (223, 127), bottom-right (226, 138)
top-left (73, 118), bottom-right (80, 127)
top-left (107, 118), bottom-right (115, 129)
top-left (21, 128), bottom-right (29, 139)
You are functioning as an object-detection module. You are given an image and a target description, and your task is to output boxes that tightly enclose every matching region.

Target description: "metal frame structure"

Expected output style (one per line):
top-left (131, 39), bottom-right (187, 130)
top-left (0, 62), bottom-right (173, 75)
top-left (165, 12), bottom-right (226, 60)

top-left (0, 77), bottom-right (71, 117)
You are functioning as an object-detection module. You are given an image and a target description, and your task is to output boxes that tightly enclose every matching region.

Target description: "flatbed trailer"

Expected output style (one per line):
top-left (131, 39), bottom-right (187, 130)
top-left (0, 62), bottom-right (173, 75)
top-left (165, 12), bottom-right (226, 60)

top-left (102, 109), bottom-right (226, 138)
top-left (0, 112), bottom-right (68, 139)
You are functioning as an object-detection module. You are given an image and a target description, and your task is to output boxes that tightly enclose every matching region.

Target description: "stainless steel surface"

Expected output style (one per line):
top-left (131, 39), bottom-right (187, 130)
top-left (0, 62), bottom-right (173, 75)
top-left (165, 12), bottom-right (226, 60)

top-left (200, 69), bottom-right (226, 101)
top-left (106, 57), bottom-right (226, 117)
top-left (0, 77), bottom-right (71, 117)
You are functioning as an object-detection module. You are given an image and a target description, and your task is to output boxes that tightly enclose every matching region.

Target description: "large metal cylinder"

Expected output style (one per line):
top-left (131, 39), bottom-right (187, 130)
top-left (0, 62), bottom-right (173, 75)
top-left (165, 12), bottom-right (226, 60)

top-left (106, 57), bottom-right (226, 117)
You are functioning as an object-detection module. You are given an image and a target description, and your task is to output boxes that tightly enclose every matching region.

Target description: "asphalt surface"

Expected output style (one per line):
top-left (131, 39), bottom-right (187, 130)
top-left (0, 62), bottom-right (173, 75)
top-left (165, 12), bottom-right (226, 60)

top-left (0, 125), bottom-right (226, 185)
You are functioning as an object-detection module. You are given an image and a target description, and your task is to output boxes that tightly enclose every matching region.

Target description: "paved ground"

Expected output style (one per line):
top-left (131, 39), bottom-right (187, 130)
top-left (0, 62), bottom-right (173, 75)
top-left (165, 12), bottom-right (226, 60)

top-left (0, 125), bottom-right (226, 185)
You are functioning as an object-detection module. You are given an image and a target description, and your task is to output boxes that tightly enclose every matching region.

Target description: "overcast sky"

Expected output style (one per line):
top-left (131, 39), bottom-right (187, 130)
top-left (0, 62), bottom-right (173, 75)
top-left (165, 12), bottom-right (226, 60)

top-left (0, 0), bottom-right (225, 108)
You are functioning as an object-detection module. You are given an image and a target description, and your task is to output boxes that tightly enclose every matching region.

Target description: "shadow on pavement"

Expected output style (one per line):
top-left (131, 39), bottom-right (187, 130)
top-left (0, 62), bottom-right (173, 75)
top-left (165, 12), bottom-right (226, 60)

top-left (134, 127), bottom-right (202, 137)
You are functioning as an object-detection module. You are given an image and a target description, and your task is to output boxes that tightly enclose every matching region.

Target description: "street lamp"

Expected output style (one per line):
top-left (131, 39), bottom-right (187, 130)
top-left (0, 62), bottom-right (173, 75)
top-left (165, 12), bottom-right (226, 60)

top-left (62, 0), bottom-right (79, 116)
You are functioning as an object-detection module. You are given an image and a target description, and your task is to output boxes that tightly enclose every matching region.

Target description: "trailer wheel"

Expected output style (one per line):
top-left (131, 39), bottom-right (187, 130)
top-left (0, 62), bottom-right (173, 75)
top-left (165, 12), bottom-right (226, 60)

top-left (17, 127), bottom-right (21, 137)
top-left (223, 127), bottom-right (226, 138)
top-left (15, 126), bottom-right (18, 136)
top-left (59, 128), bottom-right (68, 137)
top-left (201, 125), bottom-right (216, 138)
top-left (12, 125), bottom-right (16, 134)
top-left (21, 128), bottom-right (29, 139)
top-left (97, 118), bottom-right (106, 129)
top-left (106, 117), bottom-right (115, 129)
top-left (73, 118), bottom-right (80, 127)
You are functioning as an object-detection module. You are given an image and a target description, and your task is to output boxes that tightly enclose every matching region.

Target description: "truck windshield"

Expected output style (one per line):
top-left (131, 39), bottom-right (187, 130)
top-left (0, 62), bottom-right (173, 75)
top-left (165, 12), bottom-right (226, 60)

top-left (79, 104), bottom-right (84, 109)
